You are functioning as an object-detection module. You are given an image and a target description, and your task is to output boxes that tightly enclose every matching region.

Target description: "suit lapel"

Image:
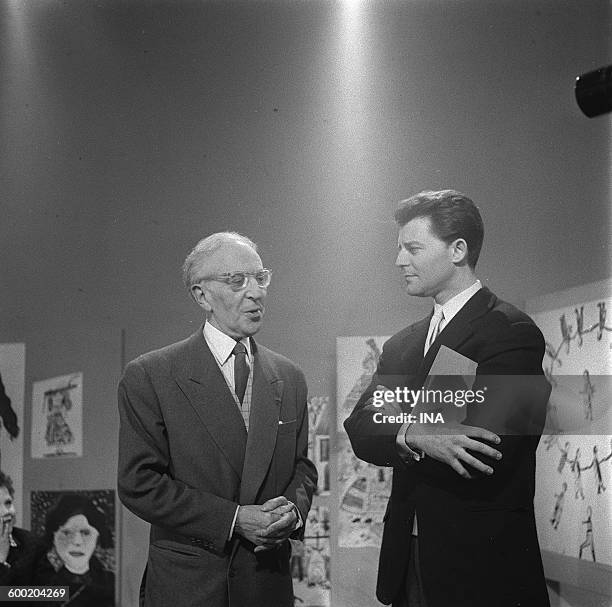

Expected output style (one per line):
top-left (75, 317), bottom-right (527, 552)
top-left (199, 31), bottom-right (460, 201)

top-left (416, 288), bottom-right (496, 383)
top-left (399, 318), bottom-right (430, 376)
top-left (239, 342), bottom-right (282, 505)
top-left (173, 329), bottom-right (247, 478)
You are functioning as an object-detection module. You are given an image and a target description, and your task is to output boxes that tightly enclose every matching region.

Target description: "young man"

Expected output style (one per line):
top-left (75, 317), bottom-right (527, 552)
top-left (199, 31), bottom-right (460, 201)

top-left (118, 232), bottom-right (316, 607)
top-left (345, 190), bottom-right (550, 607)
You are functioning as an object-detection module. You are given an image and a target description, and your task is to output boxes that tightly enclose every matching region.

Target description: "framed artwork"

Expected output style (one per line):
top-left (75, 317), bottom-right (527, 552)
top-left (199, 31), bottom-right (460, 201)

top-left (31, 489), bottom-right (117, 606)
top-left (31, 372), bottom-right (83, 458)
top-left (527, 279), bottom-right (612, 591)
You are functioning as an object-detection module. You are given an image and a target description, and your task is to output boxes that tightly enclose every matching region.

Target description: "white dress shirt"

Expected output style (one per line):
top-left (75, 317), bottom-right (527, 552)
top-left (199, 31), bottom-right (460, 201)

top-left (204, 321), bottom-right (253, 400)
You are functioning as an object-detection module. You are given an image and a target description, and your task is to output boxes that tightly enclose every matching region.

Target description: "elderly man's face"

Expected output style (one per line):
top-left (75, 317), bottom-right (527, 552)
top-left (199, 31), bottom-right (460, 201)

top-left (193, 243), bottom-right (267, 339)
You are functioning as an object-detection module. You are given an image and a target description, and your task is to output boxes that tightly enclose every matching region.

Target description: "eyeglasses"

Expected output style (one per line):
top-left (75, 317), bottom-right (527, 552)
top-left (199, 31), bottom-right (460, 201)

top-left (197, 269), bottom-right (272, 291)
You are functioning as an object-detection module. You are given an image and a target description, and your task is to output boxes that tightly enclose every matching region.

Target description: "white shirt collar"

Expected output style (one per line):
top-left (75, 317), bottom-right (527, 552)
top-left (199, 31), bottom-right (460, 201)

top-left (435, 280), bottom-right (482, 325)
top-left (203, 321), bottom-right (252, 366)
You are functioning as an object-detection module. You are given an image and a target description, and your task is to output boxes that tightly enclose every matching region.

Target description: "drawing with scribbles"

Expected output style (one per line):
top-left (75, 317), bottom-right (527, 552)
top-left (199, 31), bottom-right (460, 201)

top-left (550, 482), bottom-right (567, 530)
top-left (530, 284), bottom-right (612, 567)
top-left (340, 339), bottom-right (381, 421)
top-left (336, 433), bottom-right (391, 548)
top-left (574, 306), bottom-right (584, 346)
top-left (31, 373), bottom-right (83, 458)
top-left (557, 441), bottom-right (570, 473)
top-left (596, 302), bottom-right (606, 340)
top-left (44, 385), bottom-right (75, 449)
top-left (336, 336), bottom-right (388, 430)
top-left (579, 369), bottom-right (595, 422)
top-left (584, 445), bottom-right (608, 495)
top-left (570, 448), bottom-right (585, 501)
top-left (578, 506), bottom-right (596, 562)
top-left (559, 314), bottom-right (571, 354)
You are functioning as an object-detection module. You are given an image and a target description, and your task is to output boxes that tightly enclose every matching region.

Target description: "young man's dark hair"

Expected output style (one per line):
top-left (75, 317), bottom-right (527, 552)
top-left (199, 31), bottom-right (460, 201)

top-left (395, 189), bottom-right (484, 268)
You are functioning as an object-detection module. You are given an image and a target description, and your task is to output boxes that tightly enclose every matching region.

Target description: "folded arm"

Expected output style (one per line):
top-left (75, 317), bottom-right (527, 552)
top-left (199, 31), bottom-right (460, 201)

top-left (403, 322), bottom-right (549, 483)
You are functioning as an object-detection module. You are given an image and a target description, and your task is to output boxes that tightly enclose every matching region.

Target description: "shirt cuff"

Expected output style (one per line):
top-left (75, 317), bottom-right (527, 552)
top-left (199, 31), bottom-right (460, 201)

top-left (292, 502), bottom-right (303, 530)
top-left (396, 421), bottom-right (424, 462)
top-left (228, 505), bottom-right (240, 540)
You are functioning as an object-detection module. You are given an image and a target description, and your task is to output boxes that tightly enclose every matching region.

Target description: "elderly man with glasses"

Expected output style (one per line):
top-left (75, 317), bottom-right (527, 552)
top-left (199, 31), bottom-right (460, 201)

top-left (118, 232), bottom-right (317, 607)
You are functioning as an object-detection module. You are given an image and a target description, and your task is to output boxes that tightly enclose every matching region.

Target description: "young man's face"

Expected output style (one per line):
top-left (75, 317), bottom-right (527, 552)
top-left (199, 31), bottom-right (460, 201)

top-left (395, 216), bottom-right (457, 301)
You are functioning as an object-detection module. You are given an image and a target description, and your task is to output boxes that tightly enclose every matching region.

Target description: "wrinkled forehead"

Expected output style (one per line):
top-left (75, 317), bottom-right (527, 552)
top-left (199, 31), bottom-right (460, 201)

top-left (195, 242), bottom-right (263, 277)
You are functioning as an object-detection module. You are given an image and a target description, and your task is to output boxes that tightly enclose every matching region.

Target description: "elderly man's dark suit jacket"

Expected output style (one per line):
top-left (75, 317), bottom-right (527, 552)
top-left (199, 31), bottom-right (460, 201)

top-left (118, 329), bottom-right (317, 607)
top-left (345, 288), bottom-right (551, 607)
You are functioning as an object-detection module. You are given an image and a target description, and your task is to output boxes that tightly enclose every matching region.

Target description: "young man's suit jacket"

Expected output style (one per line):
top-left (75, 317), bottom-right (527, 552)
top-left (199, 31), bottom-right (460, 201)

top-left (344, 288), bottom-right (551, 607)
top-left (118, 328), bottom-right (317, 607)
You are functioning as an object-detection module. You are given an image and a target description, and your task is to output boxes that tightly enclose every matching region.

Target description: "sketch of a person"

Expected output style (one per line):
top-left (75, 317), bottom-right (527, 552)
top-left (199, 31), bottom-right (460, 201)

top-left (557, 441), bottom-right (570, 474)
top-left (579, 370), bottom-right (595, 422)
top-left (34, 494), bottom-right (114, 606)
top-left (574, 306), bottom-right (584, 347)
top-left (578, 506), bottom-right (596, 562)
top-left (585, 445), bottom-right (606, 494)
top-left (550, 482), bottom-right (567, 530)
top-left (559, 314), bottom-right (571, 354)
top-left (596, 302), bottom-right (606, 341)
top-left (570, 448), bottom-right (585, 500)
top-left (44, 388), bottom-right (74, 450)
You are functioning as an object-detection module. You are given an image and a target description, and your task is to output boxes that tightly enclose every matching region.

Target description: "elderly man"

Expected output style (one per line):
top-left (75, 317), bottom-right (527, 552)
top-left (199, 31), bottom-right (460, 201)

top-left (118, 232), bottom-right (316, 607)
top-left (345, 190), bottom-right (550, 607)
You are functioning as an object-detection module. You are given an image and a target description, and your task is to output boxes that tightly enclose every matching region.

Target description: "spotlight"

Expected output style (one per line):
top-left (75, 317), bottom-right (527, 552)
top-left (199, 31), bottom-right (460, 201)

top-left (575, 65), bottom-right (612, 118)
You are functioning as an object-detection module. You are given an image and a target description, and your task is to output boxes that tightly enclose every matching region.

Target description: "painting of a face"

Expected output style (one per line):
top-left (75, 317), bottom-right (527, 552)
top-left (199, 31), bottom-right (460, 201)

top-left (54, 514), bottom-right (99, 574)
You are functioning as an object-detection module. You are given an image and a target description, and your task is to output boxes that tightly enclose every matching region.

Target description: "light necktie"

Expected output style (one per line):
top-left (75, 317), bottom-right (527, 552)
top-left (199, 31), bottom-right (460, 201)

top-left (232, 342), bottom-right (249, 404)
top-left (425, 309), bottom-right (444, 354)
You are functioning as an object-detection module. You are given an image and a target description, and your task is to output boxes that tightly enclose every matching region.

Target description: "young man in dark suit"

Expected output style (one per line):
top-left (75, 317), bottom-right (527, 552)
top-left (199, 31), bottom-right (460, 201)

top-left (118, 232), bottom-right (317, 607)
top-left (345, 190), bottom-right (550, 607)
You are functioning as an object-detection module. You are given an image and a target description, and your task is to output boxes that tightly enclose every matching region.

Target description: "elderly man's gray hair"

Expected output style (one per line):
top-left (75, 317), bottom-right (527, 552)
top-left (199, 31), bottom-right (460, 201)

top-left (181, 232), bottom-right (258, 290)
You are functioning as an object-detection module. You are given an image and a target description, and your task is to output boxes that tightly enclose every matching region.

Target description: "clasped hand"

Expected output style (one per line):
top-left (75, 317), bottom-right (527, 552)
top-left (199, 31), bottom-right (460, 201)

top-left (235, 496), bottom-right (297, 552)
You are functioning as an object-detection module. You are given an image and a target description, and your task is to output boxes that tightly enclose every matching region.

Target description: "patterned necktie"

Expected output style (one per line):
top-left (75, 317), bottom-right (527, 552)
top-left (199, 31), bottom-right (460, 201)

top-left (232, 341), bottom-right (249, 404)
top-left (425, 309), bottom-right (445, 354)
